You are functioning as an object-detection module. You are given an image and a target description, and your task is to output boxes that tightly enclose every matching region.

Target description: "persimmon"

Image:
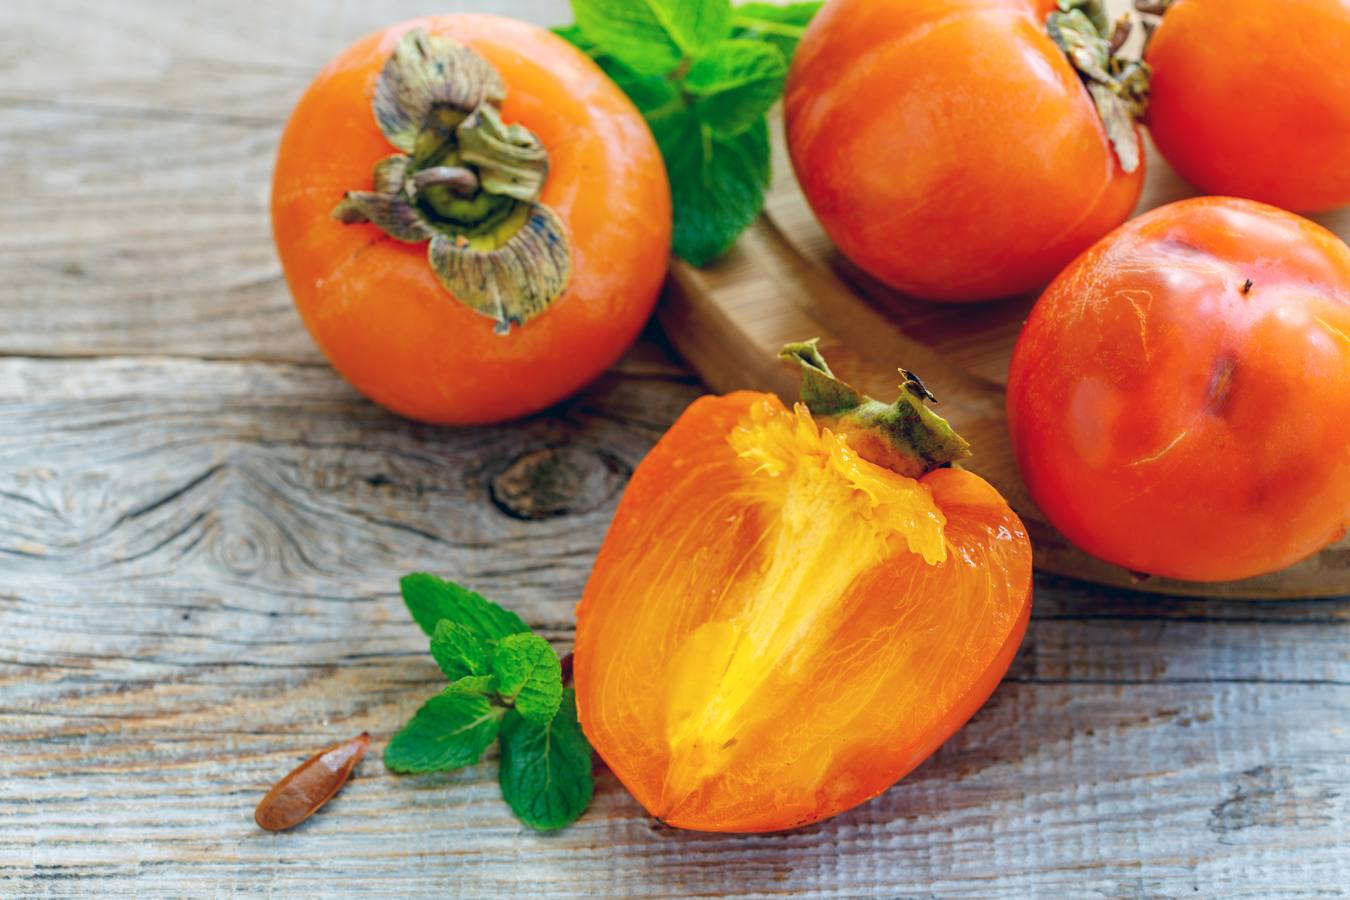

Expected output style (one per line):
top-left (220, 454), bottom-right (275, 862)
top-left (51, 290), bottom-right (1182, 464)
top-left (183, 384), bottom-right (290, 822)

top-left (1007, 197), bottom-right (1350, 582)
top-left (1143, 0), bottom-right (1350, 213)
top-left (272, 16), bottom-right (671, 424)
top-left (574, 343), bottom-right (1032, 832)
top-left (784, 0), bottom-right (1148, 302)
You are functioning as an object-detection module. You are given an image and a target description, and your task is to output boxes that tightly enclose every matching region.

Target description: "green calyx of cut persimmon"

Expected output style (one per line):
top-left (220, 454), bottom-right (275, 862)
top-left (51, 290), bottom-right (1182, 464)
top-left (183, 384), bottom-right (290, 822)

top-left (1047, 0), bottom-right (1151, 174)
top-left (332, 29), bottom-right (571, 333)
top-left (779, 340), bottom-right (971, 480)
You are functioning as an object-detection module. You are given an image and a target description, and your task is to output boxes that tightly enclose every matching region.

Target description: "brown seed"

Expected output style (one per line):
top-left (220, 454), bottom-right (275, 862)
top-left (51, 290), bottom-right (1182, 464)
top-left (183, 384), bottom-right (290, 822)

top-left (254, 732), bottom-right (370, 832)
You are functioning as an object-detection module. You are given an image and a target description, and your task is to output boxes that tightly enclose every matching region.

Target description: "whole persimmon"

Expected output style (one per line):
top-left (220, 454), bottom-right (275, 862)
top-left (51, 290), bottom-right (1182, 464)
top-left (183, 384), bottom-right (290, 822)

top-left (272, 16), bottom-right (671, 424)
top-left (575, 343), bottom-right (1033, 832)
top-left (784, 0), bottom-right (1148, 302)
top-left (1008, 197), bottom-right (1350, 582)
top-left (1144, 0), bottom-right (1350, 213)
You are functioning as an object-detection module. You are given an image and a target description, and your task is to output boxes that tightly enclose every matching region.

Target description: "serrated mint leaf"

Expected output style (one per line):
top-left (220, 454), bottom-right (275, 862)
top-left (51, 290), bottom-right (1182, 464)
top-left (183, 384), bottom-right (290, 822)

top-left (571, 0), bottom-right (733, 77)
top-left (498, 690), bottom-right (594, 831)
top-left (493, 633), bottom-right (564, 726)
top-left (686, 39), bottom-right (787, 137)
top-left (447, 674), bottom-right (497, 697)
top-left (556, 25), bottom-right (680, 114)
top-left (400, 573), bottom-right (529, 641)
top-left (552, 23), bottom-right (596, 53)
top-left (383, 691), bottom-right (504, 774)
top-left (654, 111), bottom-right (770, 266)
top-left (732, 2), bottom-right (822, 61)
top-left (429, 620), bottom-right (490, 681)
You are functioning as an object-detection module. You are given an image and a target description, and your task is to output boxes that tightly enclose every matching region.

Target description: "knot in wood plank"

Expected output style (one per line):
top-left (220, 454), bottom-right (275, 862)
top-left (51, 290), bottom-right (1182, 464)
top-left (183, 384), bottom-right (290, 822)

top-left (490, 446), bottom-right (628, 520)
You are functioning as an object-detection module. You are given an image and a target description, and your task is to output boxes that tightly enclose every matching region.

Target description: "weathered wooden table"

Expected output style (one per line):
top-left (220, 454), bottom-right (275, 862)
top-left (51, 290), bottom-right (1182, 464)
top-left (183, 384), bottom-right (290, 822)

top-left (2, 1), bottom-right (1348, 896)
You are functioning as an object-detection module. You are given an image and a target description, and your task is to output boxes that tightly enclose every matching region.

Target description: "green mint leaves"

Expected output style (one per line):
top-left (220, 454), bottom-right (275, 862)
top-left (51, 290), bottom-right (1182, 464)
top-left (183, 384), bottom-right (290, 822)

top-left (385, 573), bottom-right (593, 832)
top-left (400, 572), bottom-right (529, 640)
top-left (494, 633), bottom-right (565, 725)
top-left (499, 690), bottom-right (594, 831)
top-left (573, 0), bottom-right (731, 76)
top-left (429, 619), bottom-right (490, 681)
top-left (560, 0), bottom-right (822, 266)
top-left (384, 691), bottom-right (503, 773)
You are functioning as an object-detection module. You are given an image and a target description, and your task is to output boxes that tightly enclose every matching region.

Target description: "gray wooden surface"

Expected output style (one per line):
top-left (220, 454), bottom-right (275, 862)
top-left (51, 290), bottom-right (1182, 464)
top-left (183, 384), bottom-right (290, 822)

top-left (2, 1), bottom-right (1348, 897)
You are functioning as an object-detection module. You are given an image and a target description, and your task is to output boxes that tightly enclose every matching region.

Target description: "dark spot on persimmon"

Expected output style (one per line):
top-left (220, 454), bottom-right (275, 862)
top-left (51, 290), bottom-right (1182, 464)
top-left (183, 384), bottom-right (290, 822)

top-left (1242, 278), bottom-right (1254, 295)
top-left (1206, 356), bottom-right (1238, 414)
top-left (1159, 235), bottom-right (1203, 255)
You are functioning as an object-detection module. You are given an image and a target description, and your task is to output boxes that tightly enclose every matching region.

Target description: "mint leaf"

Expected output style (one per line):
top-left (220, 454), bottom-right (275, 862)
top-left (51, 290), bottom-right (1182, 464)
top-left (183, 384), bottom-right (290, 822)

top-left (654, 111), bottom-right (770, 265)
top-left (571, 0), bottom-right (733, 76)
top-left (498, 690), bottom-right (594, 831)
top-left (553, 22), bottom-right (596, 52)
top-left (686, 39), bottom-right (787, 137)
top-left (400, 573), bottom-right (529, 641)
top-left (555, 25), bottom-right (679, 113)
top-left (732, 1), bottom-right (822, 61)
top-left (384, 691), bottom-right (504, 773)
top-left (447, 674), bottom-right (497, 697)
top-left (429, 620), bottom-right (490, 681)
top-left (493, 633), bottom-right (564, 726)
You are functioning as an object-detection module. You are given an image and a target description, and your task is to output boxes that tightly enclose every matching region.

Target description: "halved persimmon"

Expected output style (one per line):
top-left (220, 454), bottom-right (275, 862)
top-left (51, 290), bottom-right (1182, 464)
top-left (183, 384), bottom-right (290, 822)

top-left (574, 344), bottom-right (1032, 832)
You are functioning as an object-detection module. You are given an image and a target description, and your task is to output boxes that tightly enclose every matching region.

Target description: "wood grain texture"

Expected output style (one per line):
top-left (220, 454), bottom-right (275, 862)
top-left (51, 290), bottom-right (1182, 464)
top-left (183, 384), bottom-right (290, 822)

top-left (3, 355), bottom-right (1349, 898)
top-left (2, 0), bottom-right (1349, 897)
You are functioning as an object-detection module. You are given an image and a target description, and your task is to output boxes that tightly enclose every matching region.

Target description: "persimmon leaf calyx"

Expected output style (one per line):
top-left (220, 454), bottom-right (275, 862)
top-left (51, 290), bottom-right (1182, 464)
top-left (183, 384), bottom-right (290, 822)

top-left (332, 29), bottom-right (572, 333)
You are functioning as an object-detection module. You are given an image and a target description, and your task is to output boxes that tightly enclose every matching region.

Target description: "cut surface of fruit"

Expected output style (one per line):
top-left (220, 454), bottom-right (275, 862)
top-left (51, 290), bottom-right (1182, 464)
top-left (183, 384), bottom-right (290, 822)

top-left (575, 392), bottom-right (1032, 832)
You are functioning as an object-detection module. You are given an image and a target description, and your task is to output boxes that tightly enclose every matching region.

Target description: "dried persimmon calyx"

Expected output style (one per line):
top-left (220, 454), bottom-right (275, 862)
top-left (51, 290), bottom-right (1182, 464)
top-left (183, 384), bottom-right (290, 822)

top-left (1047, 0), bottom-right (1151, 173)
top-left (332, 28), bottom-right (571, 333)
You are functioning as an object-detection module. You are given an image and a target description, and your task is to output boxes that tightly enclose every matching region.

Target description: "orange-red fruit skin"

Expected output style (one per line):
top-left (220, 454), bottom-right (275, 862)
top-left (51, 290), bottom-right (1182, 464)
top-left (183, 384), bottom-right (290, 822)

top-left (1007, 197), bottom-right (1350, 582)
top-left (784, 0), bottom-right (1143, 303)
top-left (1145, 0), bottom-right (1350, 214)
top-left (574, 392), bottom-right (1033, 833)
top-left (271, 15), bottom-right (671, 425)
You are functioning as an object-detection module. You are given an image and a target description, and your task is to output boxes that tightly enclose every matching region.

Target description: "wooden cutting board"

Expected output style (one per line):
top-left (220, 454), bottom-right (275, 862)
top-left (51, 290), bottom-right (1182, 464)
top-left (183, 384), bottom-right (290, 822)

top-left (659, 123), bottom-right (1350, 600)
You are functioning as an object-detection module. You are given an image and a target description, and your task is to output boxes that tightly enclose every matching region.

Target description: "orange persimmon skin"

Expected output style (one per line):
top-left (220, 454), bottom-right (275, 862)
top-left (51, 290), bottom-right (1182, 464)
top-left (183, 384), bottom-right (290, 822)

top-left (574, 392), bottom-right (1033, 833)
top-left (1007, 198), bottom-right (1350, 582)
top-left (271, 16), bottom-right (671, 424)
top-left (1145, 0), bottom-right (1350, 214)
top-left (784, 0), bottom-right (1143, 303)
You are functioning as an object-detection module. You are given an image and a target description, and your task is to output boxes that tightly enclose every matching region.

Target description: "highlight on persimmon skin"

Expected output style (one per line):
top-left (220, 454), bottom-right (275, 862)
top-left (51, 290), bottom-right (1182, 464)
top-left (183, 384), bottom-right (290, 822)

top-left (271, 15), bottom-right (671, 426)
top-left (574, 360), bottom-right (1032, 832)
top-left (1144, 0), bottom-right (1350, 214)
top-left (784, 0), bottom-right (1146, 303)
top-left (1007, 197), bottom-right (1350, 583)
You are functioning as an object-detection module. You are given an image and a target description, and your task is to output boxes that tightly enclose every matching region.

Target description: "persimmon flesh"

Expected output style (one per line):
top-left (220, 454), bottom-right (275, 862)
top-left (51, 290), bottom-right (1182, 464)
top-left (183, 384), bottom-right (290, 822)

top-left (575, 351), bottom-right (1032, 832)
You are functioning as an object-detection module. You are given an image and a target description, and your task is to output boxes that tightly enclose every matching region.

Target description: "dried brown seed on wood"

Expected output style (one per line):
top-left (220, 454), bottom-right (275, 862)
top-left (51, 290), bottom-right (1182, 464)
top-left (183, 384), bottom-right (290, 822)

top-left (254, 732), bottom-right (370, 832)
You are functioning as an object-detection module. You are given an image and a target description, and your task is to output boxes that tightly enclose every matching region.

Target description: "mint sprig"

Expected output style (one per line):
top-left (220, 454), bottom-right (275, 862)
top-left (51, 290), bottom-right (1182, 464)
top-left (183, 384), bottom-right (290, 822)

top-left (385, 573), bottom-right (593, 832)
top-left (499, 690), bottom-right (594, 831)
top-left (559, 0), bottom-right (822, 266)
